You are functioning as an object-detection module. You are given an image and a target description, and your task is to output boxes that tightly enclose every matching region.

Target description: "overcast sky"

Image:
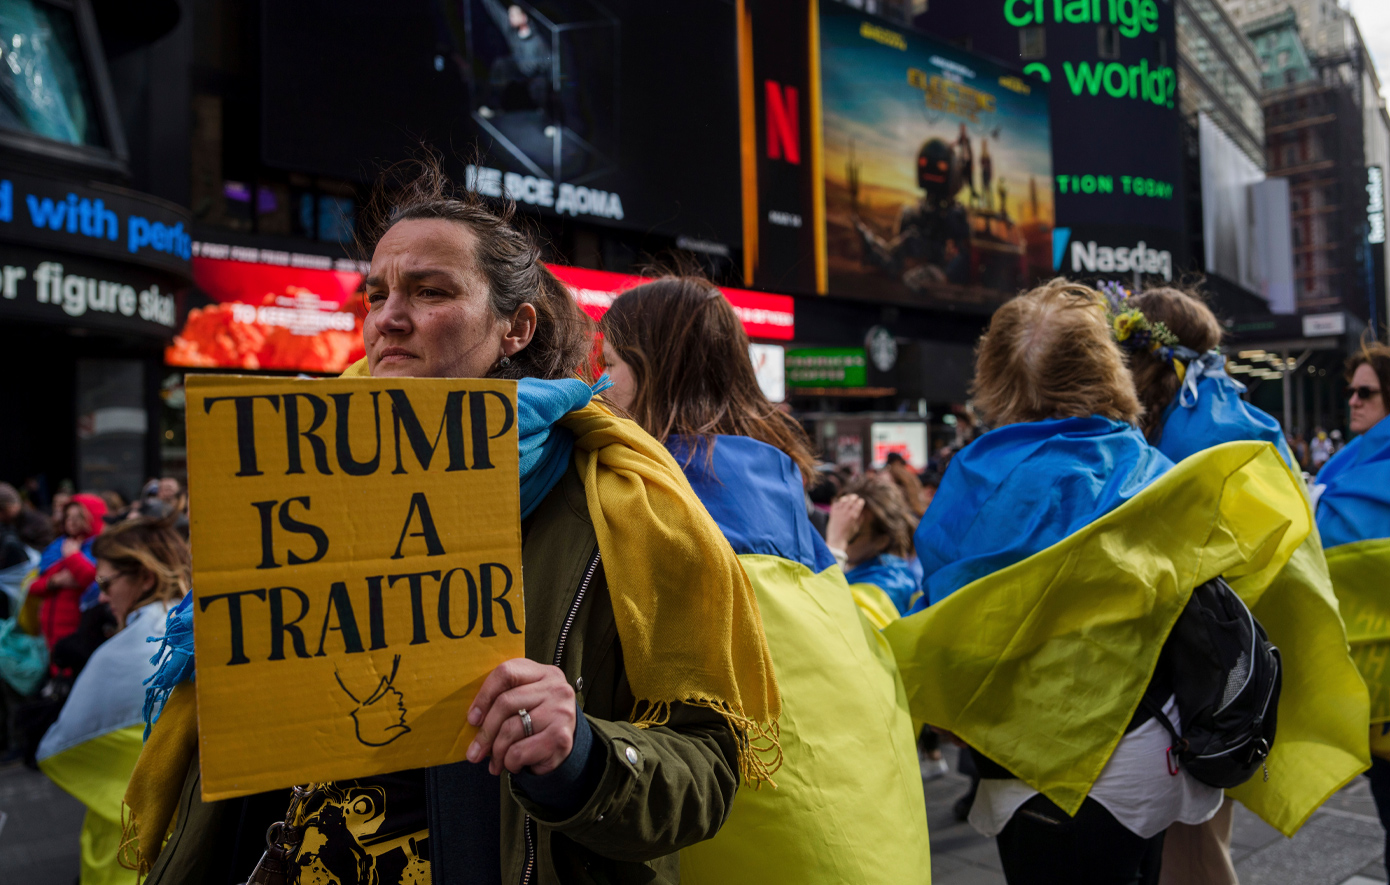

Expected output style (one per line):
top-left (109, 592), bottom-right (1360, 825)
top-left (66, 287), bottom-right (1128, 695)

top-left (1345, 0), bottom-right (1390, 101)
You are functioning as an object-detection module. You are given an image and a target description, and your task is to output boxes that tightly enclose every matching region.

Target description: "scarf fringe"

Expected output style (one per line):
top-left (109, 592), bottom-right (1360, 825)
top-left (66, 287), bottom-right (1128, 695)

top-left (631, 698), bottom-right (783, 788)
top-left (118, 801), bottom-right (152, 876)
top-left (142, 594), bottom-right (196, 738)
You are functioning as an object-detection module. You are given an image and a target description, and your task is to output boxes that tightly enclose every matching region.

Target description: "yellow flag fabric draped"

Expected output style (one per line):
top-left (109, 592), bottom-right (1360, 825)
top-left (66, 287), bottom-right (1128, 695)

top-left (121, 681), bottom-right (199, 874)
top-left (1327, 538), bottom-right (1390, 757)
top-left (41, 724), bottom-right (145, 885)
top-left (679, 555), bottom-right (931, 884)
top-left (558, 403), bottom-right (782, 778)
top-left (1226, 531), bottom-right (1370, 833)
top-left (850, 582), bottom-right (902, 631)
top-left (886, 442), bottom-right (1365, 834)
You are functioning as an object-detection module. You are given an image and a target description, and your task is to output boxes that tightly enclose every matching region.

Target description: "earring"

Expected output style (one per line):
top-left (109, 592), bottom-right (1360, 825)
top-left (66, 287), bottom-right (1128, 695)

top-left (499, 356), bottom-right (512, 368)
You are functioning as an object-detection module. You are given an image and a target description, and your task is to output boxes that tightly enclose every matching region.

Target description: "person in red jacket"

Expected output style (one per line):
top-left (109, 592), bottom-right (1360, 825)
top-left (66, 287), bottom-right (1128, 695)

top-left (28, 494), bottom-right (106, 668)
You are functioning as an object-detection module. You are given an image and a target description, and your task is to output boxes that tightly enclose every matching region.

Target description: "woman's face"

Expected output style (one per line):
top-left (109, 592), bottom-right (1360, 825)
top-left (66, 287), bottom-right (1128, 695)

top-left (63, 504), bottom-right (89, 538)
top-left (1349, 363), bottom-right (1388, 435)
top-left (363, 218), bottom-right (534, 379)
top-left (601, 341), bottom-right (637, 411)
top-left (95, 558), bottom-right (155, 627)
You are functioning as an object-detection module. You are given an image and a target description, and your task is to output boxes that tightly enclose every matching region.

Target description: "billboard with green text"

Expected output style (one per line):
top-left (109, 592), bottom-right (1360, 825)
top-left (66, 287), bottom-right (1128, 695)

top-left (916, 0), bottom-right (1185, 279)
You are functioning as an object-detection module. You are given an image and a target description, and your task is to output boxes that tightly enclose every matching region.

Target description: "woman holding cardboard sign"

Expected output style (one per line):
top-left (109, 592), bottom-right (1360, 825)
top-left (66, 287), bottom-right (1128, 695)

top-left (124, 159), bottom-right (778, 885)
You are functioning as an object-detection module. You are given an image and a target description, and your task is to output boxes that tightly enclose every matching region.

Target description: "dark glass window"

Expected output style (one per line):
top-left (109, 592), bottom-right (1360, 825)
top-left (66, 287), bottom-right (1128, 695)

top-left (0, 0), bottom-right (103, 147)
top-left (1019, 27), bottom-right (1045, 60)
top-left (1097, 25), bottom-right (1120, 60)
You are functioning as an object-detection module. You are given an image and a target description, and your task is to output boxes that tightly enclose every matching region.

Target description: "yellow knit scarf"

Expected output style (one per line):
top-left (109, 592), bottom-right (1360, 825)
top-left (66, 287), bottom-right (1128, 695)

top-left (121, 363), bottom-right (782, 873)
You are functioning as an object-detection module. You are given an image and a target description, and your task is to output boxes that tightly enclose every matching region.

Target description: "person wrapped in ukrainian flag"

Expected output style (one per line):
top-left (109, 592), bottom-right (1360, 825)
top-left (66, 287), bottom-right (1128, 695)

top-left (37, 518), bottom-right (190, 885)
top-left (1313, 340), bottom-right (1390, 874)
top-left (1121, 284), bottom-right (1368, 884)
top-left (599, 277), bottom-right (932, 883)
top-left (887, 279), bottom-right (1362, 885)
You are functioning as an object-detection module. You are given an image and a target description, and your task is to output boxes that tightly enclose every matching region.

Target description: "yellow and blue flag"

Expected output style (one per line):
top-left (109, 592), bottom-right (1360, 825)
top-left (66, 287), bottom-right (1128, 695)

top-left (1153, 372), bottom-right (1367, 833)
top-left (891, 416), bottom-right (1364, 836)
top-left (671, 435), bottom-right (932, 884)
top-left (845, 554), bottom-right (922, 618)
top-left (38, 602), bottom-right (174, 884)
top-left (1316, 417), bottom-right (1390, 757)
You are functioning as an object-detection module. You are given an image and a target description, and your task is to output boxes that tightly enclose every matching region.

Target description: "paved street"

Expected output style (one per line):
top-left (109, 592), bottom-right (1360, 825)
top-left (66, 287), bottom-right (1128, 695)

top-left (3, 746), bottom-right (1387, 883)
top-left (0, 762), bottom-right (85, 885)
top-left (924, 746), bottom-right (1389, 885)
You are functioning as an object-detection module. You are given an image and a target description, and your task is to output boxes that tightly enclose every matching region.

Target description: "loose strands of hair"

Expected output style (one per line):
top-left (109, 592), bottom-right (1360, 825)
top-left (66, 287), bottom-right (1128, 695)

top-left (972, 278), bottom-right (1142, 429)
top-left (1345, 335), bottom-right (1390, 398)
top-left (838, 477), bottom-right (915, 559)
top-left (601, 277), bottom-right (820, 485)
top-left (356, 151), bottom-right (594, 382)
top-left (1127, 285), bottom-right (1224, 443)
top-left (90, 516), bottom-right (191, 611)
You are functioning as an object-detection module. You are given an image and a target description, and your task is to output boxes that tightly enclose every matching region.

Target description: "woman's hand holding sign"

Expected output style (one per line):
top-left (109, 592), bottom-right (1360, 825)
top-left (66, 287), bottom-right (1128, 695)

top-left (468, 658), bottom-right (578, 775)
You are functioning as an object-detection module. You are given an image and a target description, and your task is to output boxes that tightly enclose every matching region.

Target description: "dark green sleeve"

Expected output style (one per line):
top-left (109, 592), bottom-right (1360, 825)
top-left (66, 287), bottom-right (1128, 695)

top-left (509, 702), bottom-right (741, 862)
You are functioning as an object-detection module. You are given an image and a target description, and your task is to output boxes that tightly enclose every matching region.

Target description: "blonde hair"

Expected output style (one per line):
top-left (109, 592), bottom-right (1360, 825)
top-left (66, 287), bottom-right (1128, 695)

top-left (90, 517), bottom-right (191, 613)
top-left (972, 278), bottom-right (1142, 428)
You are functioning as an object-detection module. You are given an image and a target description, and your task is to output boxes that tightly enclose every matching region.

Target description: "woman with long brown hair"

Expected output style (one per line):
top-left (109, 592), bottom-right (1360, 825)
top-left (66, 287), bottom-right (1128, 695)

top-left (37, 518), bottom-right (189, 885)
top-left (601, 276), bottom-right (931, 883)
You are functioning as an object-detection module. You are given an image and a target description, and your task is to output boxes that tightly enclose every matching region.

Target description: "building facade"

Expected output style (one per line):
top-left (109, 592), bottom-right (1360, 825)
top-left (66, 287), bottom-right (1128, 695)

top-left (1225, 0), bottom-right (1390, 327)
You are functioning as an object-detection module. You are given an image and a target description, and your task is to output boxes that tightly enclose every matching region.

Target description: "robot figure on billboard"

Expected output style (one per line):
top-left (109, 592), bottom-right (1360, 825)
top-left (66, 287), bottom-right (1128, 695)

top-left (478, 0), bottom-right (551, 118)
top-left (849, 137), bottom-right (971, 289)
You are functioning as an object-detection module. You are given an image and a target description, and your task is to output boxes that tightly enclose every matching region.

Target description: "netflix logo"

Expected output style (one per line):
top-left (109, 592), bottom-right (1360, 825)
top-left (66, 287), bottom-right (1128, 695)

top-left (765, 81), bottom-right (800, 165)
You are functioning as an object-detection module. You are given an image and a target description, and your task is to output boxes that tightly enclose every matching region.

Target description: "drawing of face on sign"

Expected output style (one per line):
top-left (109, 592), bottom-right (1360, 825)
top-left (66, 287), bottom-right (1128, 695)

top-left (337, 655), bottom-right (411, 747)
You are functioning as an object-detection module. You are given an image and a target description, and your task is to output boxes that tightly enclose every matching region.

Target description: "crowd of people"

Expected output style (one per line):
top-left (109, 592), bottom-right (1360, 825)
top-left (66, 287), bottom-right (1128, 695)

top-left (8, 161), bottom-right (1390, 885)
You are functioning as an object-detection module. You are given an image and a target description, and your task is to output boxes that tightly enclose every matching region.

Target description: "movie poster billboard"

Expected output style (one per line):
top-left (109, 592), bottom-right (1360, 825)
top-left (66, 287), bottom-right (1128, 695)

top-left (915, 0), bottom-right (1185, 277)
top-left (819, 4), bottom-right (1053, 311)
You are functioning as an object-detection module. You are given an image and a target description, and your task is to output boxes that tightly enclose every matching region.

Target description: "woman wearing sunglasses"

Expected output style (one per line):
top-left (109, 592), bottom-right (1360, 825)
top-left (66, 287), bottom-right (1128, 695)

top-left (1314, 341), bottom-right (1390, 880)
top-left (36, 518), bottom-right (189, 885)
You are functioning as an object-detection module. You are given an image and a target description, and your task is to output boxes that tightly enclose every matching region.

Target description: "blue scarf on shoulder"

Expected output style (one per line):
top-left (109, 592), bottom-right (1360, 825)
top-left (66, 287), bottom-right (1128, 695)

top-left (141, 376), bottom-right (610, 736)
top-left (1315, 415), bottom-right (1390, 549)
top-left (1155, 353), bottom-right (1295, 469)
top-left (844, 554), bottom-right (923, 615)
top-left (914, 416), bottom-right (1173, 608)
top-left (667, 435), bottom-right (835, 572)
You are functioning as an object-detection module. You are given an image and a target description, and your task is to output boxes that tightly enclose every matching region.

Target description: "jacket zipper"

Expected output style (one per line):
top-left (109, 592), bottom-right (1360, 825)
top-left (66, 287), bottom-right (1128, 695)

top-left (521, 549), bottom-right (602, 885)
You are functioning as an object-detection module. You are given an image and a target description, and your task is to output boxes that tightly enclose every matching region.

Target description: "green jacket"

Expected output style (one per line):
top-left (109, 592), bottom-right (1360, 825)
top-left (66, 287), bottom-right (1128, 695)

top-left (143, 465), bottom-right (741, 884)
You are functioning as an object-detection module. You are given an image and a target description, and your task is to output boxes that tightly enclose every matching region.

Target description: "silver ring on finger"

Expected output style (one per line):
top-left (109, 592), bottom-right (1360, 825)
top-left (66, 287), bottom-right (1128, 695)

top-left (518, 708), bottom-right (533, 738)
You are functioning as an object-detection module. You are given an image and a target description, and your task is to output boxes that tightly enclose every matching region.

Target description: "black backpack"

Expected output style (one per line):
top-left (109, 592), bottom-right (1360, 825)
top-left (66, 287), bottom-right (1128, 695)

top-left (1140, 577), bottom-right (1282, 789)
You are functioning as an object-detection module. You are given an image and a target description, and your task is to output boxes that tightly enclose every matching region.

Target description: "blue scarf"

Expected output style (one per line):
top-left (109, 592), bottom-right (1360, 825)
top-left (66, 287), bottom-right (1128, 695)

top-left (844, 554), bottom-right (923, 615)
top-left (1155, 354), bottom-right (1295, 469)
top-left (141, 376), bottom-right (610, 735)
top-left (1315, 415), bottom-right (1390, 549)
top-left (667, 435), bottom-right (835, 573)
top-left (914, 416), bottom-right (1173, 608)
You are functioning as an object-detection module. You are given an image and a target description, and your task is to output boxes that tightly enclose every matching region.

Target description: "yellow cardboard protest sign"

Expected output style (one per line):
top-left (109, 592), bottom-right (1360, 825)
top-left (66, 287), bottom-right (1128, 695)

top-left (185, 374), bottom-right (524, 800)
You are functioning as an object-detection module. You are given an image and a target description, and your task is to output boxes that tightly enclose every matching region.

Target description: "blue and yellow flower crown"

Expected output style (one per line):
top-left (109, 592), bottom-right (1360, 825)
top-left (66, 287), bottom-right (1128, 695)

top-left (1098, 281), bottom-right (1190, 381)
